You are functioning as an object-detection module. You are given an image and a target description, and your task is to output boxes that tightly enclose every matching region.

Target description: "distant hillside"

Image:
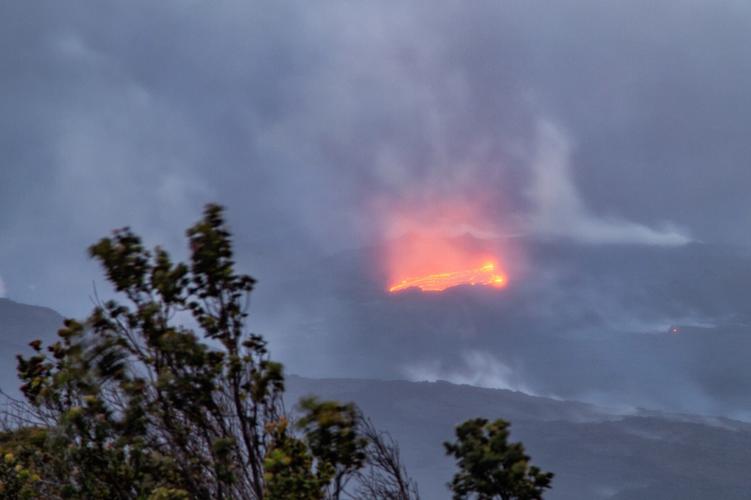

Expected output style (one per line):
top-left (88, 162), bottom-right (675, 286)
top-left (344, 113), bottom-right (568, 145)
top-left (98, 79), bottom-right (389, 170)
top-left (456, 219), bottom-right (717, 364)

top-left (286, 376), bottom-right (751, 500)
top-left (0, 298), bottom-right (63, 395)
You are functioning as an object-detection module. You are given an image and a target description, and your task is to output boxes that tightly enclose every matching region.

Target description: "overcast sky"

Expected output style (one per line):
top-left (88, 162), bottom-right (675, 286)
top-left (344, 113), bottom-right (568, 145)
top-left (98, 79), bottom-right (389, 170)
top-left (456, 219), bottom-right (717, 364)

top-left (2, 0), bottom-right (751, 316)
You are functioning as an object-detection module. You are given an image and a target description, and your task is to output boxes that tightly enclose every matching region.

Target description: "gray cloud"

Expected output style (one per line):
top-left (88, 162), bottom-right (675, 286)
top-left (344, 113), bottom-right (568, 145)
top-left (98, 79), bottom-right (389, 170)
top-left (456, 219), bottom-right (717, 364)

top-left (2, 0), bottom-right (751, 319)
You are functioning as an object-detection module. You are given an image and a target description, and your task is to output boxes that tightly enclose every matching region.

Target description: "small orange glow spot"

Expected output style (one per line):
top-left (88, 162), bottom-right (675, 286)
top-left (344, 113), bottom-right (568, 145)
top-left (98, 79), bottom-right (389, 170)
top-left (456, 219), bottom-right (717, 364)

top-left (388, 262), bottom-right (508, 293)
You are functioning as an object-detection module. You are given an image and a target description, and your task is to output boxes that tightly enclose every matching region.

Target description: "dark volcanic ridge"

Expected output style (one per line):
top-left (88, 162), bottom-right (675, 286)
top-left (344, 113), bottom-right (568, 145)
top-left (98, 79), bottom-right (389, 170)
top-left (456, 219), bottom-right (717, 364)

top-left (286, 375), bottom-right (751, 500)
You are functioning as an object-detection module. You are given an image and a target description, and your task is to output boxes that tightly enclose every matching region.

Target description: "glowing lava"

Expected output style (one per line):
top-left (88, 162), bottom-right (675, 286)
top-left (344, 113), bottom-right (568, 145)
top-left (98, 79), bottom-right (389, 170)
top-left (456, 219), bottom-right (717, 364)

top-left (389, 262), bottom-right (508, 293)
top-left (378, 197), bottom-right (514, 295)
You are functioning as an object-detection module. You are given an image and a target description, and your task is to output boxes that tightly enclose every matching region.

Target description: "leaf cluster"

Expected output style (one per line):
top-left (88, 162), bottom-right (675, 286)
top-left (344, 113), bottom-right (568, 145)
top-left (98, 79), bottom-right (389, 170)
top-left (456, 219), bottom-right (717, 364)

top-left (444, 419), bottom-right (553, 500)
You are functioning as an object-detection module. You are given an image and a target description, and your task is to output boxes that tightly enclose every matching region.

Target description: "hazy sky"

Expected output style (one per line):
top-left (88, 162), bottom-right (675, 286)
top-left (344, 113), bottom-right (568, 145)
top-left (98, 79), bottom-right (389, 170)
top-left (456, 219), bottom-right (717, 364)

top-left (2, 0), bottom-right (751, 316)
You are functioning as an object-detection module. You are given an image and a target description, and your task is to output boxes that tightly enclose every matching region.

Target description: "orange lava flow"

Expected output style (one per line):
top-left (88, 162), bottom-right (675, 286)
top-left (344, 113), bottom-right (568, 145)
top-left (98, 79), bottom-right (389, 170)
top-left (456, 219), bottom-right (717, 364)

top-left (388, 262), bottom-right (508, 293)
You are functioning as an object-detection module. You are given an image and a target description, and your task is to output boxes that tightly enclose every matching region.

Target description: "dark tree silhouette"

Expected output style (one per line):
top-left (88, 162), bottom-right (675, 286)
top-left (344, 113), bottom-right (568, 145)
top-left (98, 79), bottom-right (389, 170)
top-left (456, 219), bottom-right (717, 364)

top-left (2, 204), bottom-right (415, 499)
top-left (445, 418), bottom-right (553, 500)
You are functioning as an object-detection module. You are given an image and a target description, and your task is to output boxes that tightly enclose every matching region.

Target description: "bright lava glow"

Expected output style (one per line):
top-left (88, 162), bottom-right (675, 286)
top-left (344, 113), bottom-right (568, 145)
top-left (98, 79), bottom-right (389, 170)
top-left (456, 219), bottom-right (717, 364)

top-left (379, 198), bottom-right (514, 295)
top-left (389, 262), bottom-right (508, 293)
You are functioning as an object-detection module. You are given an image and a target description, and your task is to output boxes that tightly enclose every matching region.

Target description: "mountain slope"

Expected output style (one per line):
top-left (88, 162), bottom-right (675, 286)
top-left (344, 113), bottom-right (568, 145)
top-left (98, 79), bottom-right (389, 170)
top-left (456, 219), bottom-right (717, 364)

top-left (286, 376), bottom-right (751, 500)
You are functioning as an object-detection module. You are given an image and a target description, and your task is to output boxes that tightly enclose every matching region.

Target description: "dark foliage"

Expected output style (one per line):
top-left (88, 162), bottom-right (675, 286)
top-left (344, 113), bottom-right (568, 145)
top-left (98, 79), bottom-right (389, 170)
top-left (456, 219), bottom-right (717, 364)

top-left (445, 419), bottom-right (553, 500)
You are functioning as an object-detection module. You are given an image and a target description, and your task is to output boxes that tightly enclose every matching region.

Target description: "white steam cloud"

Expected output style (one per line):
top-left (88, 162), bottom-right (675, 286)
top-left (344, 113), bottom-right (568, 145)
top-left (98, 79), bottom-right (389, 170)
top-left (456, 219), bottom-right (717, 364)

top-left (0, 276), bottom-right (6, 298)
top-left (404, 350), bottom-right (533, 394)
top-left (527, 121), bottom-right (691, 246)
